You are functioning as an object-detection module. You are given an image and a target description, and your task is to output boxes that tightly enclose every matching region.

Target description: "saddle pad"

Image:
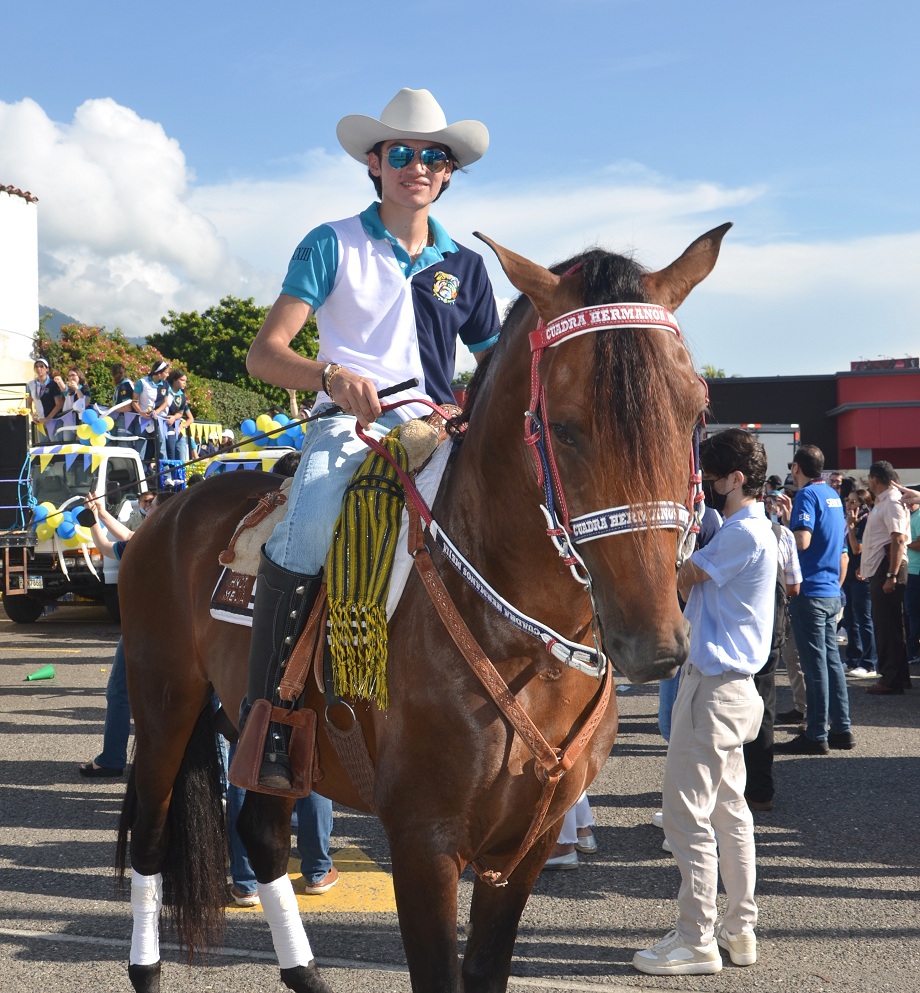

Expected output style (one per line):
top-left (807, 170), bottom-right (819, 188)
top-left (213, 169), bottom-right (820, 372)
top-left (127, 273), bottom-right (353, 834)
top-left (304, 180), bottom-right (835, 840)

top-left (209, 439), bottom-right (452, 628)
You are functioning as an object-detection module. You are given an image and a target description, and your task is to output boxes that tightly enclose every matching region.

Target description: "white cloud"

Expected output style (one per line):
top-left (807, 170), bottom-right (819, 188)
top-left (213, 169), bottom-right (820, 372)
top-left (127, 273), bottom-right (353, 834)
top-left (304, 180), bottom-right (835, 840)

top-left (2, 96), bottom-right (918, 379)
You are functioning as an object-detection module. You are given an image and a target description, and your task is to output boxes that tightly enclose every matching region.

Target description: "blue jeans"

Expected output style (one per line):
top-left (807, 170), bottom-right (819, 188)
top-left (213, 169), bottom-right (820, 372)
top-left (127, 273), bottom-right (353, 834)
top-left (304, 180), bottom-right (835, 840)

top-left (226, 744), bottom-right (334, 893)
top-left (789, 595), bottom-right (851, 741)
top-left (842, 578), bottom-right (877, 670)
top-left (266, 409), bottom-right (403, 574)
top-left (94, 638), bottom-right (131, 770)
top-left (657, 669), bottom-right (681, 742)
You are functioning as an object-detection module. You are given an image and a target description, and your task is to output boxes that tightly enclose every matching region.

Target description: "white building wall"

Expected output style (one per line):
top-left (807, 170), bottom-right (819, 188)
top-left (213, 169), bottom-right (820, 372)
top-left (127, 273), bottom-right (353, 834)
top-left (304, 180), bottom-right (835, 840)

top-left (0, 189), bottom-right (39, 412)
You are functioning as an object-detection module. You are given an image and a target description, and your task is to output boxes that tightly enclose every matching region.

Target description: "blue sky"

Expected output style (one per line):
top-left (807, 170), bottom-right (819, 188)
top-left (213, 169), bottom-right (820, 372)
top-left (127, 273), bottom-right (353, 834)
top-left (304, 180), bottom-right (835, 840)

top-left (2, 0), bottom-right (917, 376)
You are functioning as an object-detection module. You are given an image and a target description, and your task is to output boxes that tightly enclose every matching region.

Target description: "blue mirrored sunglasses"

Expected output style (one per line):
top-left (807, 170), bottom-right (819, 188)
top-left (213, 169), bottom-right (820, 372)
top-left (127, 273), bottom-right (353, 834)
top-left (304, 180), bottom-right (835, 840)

top-left (386, 145), bottom-right (449, 172)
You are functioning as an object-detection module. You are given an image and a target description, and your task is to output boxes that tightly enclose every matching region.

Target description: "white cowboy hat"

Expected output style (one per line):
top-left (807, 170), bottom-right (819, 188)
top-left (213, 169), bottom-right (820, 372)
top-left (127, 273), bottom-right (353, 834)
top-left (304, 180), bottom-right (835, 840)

top-left (336, 88), bottom-right (489, 169)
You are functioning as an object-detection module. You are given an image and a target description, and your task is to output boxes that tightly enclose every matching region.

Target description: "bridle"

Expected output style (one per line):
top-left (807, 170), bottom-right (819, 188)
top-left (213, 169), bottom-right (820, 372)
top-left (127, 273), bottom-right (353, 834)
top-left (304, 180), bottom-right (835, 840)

top-left (354, 300), bottom-right (704, 681)
top-left (525, 302), bottom-right (705, 591)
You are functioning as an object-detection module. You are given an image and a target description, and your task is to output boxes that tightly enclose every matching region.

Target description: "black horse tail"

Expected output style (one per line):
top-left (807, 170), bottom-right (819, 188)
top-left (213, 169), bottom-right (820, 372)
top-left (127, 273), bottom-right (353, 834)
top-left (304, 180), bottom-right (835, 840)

top-left (115, 704), bottom-right (228, 961)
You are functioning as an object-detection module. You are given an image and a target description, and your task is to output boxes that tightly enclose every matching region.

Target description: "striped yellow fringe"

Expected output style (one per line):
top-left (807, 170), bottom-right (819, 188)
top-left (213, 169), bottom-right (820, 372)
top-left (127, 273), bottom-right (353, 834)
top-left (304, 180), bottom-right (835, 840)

top-left (325, 428), bottom-right (409, 709)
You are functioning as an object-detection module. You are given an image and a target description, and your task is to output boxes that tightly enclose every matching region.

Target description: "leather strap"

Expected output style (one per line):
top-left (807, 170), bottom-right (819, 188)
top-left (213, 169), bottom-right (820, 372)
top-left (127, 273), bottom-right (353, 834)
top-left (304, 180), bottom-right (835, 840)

top-left (407, 505), bottom-right (613, 886)
top-left (278, 585), bottom-right (328, 704)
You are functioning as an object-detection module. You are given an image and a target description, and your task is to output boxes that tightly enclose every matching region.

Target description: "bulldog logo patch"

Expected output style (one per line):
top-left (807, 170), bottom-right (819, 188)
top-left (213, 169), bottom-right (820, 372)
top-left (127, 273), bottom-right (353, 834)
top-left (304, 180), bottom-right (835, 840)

top-left (432, 271), bottom-right (459, 305)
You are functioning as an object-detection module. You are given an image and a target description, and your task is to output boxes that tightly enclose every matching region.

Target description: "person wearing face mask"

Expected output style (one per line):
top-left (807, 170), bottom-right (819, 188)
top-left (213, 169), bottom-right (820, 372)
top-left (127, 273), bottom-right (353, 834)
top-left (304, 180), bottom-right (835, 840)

top-left (633, 428), bottom-right (775, 976)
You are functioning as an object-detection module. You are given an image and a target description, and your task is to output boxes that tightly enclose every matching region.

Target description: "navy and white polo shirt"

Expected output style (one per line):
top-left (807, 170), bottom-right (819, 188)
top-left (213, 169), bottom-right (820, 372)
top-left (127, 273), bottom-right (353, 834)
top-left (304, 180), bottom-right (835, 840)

top-left (280, 203), bottom-right (500, 418)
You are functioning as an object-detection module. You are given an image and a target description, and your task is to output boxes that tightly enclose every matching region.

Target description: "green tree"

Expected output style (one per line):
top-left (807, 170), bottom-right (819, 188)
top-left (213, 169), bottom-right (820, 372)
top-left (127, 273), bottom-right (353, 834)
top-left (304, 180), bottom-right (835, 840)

top-left (147, 296), bottom-right (319, 409)
top-left (700, 364), bottom-right (727, 379)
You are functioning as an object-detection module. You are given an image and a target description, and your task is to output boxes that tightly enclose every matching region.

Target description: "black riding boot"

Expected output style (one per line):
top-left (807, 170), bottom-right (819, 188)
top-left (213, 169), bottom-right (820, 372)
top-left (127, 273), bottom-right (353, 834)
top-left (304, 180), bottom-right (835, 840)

top-left (241, 547), bottom-right (323, 790)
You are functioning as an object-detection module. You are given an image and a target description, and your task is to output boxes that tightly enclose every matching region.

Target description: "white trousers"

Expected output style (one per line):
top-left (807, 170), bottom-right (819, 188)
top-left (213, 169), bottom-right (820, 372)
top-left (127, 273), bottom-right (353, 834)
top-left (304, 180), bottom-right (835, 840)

top-left (662, 663), bottom-right (764, 944)
top-left (557, 791), bottom-right (594, 845)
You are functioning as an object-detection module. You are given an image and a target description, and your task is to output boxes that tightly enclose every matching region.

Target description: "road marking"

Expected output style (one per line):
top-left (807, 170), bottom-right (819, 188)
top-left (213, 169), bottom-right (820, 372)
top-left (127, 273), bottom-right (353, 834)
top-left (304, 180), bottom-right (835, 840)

top-left (0, 648), bottom-right (81, 653)
top-left (228, 845), bottom-right (397, 914)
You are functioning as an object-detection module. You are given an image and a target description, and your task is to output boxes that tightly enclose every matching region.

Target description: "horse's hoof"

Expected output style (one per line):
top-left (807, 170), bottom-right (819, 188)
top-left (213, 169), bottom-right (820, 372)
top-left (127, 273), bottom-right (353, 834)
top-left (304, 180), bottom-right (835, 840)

top-left (128, 960), bottom-right (161, 993)
top-left (280, 961), bottom-right (335, 993)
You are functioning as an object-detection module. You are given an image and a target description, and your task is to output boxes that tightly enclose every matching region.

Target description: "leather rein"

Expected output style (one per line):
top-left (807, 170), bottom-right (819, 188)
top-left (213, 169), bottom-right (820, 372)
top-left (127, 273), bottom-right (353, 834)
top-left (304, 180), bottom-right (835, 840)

top-left (348, 301), bottom-right (704, 887)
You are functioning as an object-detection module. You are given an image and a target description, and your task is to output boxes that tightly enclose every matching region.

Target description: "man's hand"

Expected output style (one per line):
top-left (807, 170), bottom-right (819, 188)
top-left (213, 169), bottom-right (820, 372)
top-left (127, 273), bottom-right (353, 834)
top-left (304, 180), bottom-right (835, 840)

top-left (327, 368), bottom-right (382, 429)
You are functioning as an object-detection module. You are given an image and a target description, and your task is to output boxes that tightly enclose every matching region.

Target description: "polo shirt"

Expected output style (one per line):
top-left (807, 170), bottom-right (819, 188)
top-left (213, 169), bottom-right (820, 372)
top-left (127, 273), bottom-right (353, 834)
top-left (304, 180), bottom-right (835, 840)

top-left (861, 486), bottom-right (911, 578)
top-left (684, 501), bottom-right (777, 676)
top-left (790, 480), bottom-right (846, 597)
top-left (280, 203), bottom-right (501, 417)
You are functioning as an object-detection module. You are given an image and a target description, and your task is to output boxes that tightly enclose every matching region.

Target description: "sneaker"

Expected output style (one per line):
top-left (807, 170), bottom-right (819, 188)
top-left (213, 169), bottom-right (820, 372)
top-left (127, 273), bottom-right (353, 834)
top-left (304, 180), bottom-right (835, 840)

top-left (633, 929), bottom-right (722, 975)
top-left (774, 733), bottom-right (829, 755)
top-left (302, 866), bottom-right (339, 894)
top-left (651, 810), bottom-right (664, 829)
top-left (542, 850), bottom-right (579, 871)
top-left (717, 925), bottom-right (757, 966)
top-left (775, 707), bottom-right (804, 724)
top-left (229, 885), bottom-right (260, 908)
top-left (828, 730), bottom-right (856, 750)
top-left (846, 666), bottom-right (869, 678)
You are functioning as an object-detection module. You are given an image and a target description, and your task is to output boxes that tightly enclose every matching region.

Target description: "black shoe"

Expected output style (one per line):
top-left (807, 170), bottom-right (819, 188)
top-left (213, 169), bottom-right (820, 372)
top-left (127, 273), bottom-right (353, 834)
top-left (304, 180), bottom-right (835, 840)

top-left (775, 733), bottom-right (829, 755)
top-left (828, 731), bottom-right (856, 750)
top-left (775, 707), bottom-right (804, 724)
top-left (258, 753), bottom-right (293, 790)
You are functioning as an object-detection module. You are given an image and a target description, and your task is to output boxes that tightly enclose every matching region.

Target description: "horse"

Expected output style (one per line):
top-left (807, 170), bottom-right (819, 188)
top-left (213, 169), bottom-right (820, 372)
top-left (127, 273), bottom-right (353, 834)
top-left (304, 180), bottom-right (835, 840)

top-left (114, 223), bottom-right (730, 993)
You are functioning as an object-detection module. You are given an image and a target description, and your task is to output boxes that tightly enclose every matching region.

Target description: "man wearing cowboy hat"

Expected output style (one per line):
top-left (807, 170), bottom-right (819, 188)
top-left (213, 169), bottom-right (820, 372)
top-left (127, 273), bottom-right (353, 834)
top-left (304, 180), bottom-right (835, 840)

top-left (239, 88), bottom-right (501, 792)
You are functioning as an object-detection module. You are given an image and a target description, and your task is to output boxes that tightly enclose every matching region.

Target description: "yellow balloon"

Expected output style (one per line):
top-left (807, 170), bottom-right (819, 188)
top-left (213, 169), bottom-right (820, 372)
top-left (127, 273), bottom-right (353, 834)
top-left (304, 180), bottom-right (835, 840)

top-left (76, 423), bottom-right (94, 440)
top-left (62, 534), bottom-right (84, 548)
top-left (102, 416), bottom-right (115, 430)
top-left (255, 414), bottom-right (273, 431)
top-left (74, 526), bottom-right (92, 543)
top-left (36, 522), bottom-right (55, 541)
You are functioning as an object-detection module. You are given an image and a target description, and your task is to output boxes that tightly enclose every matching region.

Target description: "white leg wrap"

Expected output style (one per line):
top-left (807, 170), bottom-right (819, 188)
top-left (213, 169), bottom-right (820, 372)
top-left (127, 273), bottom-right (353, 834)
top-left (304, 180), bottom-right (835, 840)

top-left (257, 875), bottom-right (314, 970)
top-left (129, 870), bottom-right (163, 966)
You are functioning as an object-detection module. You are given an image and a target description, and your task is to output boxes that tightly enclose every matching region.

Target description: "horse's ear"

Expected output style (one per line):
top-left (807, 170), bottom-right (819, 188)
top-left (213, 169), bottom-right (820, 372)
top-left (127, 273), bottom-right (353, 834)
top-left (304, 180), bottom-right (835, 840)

top-left (643, 223), bottom-right (733, 311)
top-left (474, 232), bottom-right (582, 322)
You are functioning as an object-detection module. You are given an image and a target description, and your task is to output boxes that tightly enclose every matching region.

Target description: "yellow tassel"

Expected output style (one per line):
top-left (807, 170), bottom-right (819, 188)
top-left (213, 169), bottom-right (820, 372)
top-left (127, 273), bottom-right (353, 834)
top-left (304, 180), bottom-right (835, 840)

top-left (326, 429), bottom-right (408, 709)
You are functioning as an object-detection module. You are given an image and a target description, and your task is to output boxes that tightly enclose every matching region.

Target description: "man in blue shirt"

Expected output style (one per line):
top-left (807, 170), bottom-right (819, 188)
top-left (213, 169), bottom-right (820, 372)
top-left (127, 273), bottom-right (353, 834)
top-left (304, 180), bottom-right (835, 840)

top-left (776, 444), bottom-right (853, 754)
top-left (634, 429), bottom-right (775, 976)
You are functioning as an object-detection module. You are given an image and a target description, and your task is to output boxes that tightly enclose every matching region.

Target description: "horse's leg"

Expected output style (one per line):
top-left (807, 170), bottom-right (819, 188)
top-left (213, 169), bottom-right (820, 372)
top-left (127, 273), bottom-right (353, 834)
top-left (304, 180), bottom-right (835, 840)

top-left (389, 835), bottom-right (464, 993)
top-left (461, 831), bottom-right (558, 993)
top-left (237, 791), bottom-right (334, 993)
top-left (122, 694), bottom-right (222, 993)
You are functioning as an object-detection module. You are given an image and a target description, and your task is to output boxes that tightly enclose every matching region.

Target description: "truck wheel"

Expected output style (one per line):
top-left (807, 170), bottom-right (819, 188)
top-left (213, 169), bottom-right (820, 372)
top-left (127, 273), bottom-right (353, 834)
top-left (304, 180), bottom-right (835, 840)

top-left (2, 594), bottom-right (45, 624)
top-left (103, 585), bottom-right (121, 623)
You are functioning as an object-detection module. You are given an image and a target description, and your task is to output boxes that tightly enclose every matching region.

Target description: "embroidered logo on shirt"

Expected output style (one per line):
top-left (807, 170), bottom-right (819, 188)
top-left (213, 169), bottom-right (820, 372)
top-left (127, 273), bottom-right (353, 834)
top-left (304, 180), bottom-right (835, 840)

top-left (432, 271), bottom-right (459, 305)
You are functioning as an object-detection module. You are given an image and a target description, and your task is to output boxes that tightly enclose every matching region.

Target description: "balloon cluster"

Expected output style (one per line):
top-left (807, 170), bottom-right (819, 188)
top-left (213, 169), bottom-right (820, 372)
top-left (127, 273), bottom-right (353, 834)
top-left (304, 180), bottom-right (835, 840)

top-left (76, 408), bottom-right (115, 442)
top-left (238, 413), bottom-right (305, 451)
top-left (32, 502), bottom-right (92, 548)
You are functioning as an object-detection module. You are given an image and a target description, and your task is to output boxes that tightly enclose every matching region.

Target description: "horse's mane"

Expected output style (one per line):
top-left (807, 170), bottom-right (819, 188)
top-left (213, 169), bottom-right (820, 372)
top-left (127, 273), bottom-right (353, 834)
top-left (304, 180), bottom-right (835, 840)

top-left (453, 247), bottom-right (700, 549)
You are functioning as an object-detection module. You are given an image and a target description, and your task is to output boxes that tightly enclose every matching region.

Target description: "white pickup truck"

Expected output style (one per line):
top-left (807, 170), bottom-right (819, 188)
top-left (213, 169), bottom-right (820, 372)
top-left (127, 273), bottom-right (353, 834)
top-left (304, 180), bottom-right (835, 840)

top-left (0, 442), bottom-right (149, 623)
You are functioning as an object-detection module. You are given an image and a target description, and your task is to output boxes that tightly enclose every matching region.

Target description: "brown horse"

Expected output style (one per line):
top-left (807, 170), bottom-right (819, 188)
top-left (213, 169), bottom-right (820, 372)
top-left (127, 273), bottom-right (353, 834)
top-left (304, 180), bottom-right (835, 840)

top-left (115, 224), bottom-right (730, 993)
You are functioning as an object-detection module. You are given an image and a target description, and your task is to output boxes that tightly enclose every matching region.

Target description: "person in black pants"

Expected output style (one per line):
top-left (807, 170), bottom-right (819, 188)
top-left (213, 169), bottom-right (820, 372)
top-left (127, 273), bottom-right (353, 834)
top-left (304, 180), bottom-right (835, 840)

top-left (744, 520), bottom-right (801, 811)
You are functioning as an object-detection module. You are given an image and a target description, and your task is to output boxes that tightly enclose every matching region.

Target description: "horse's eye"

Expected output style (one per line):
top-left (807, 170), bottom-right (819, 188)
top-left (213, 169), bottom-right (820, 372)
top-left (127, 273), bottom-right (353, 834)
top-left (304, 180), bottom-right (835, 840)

top-left (550, 422), bottom-right (576, 447)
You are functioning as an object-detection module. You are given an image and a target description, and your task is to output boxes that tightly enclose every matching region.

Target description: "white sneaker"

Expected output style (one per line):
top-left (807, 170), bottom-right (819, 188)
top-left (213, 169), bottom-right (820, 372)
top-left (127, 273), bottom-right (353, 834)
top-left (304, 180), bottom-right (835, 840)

top-left (633, 929), bottom-right (722, 975)
top-left (846, 666), bottom-right (870, 678)
top-left (651, 810), bottom-right (664, 829)
top-left (717, 925), bottom-right (757, 966)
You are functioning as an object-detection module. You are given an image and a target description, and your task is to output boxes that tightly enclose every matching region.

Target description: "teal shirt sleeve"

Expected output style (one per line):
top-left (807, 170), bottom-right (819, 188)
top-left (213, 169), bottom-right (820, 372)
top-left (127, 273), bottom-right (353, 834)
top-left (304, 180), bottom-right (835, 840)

top-left (280, 224), bottom-right (339, 310)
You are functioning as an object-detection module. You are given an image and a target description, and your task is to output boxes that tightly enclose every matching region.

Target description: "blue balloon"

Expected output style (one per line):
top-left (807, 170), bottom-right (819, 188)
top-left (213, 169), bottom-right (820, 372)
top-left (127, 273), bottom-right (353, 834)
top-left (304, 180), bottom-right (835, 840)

top-left (241, 419), bottom-right (257, 436)
top-left (81, 408), bottom-right (99, 424)
top-left (62, 510), bottom-right (75, 523)
top-left (274, 413), bottom-right (290, 426)
top-left (57, 520), bottom-right (76, 539)
top-left (33, 505), bottom-right (49, 522)
top-left (254, 433), bottom-right (268, 447)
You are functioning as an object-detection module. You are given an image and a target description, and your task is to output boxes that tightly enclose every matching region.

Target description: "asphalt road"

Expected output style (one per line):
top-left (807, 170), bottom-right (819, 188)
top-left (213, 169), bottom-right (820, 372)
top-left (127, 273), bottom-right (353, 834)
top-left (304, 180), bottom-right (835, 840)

top-left (1, 604), bottom-right (919, 993)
